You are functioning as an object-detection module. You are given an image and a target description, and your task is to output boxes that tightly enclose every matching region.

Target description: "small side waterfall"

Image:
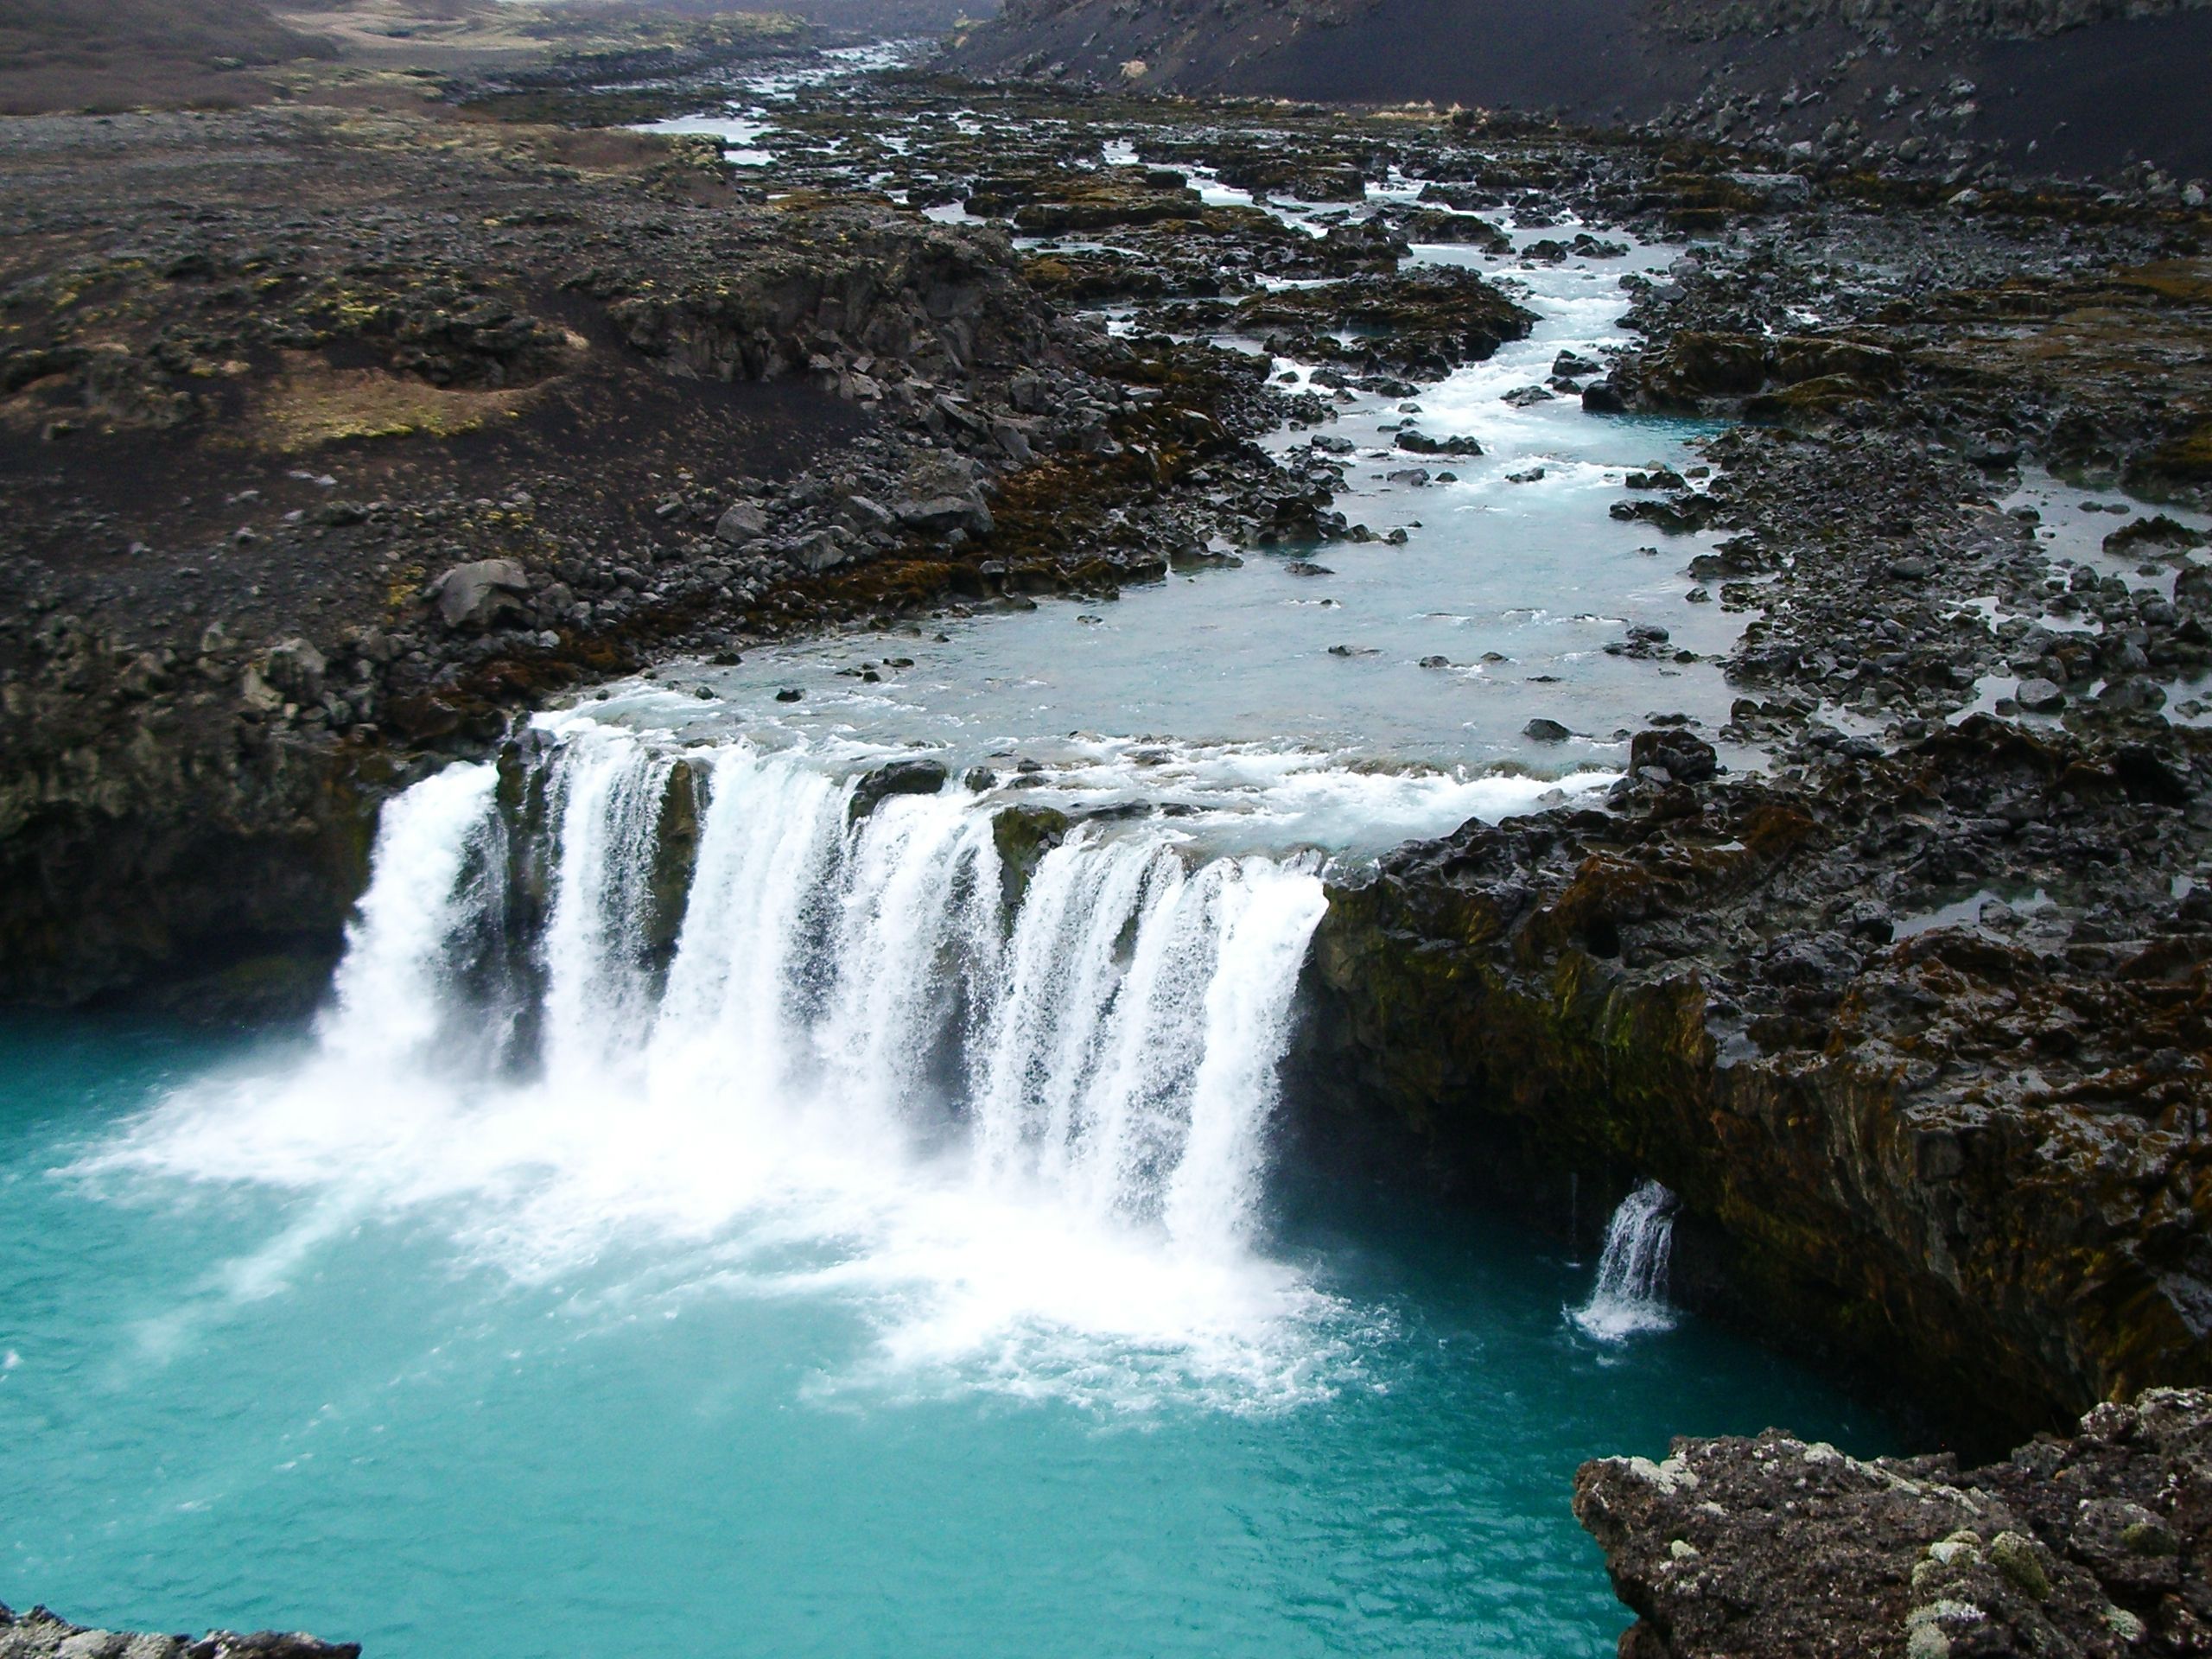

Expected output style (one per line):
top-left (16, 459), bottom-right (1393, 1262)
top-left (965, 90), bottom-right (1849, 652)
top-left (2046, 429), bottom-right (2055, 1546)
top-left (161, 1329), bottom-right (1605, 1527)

top-left (1570, 1180), bottom-right (1678, 1341)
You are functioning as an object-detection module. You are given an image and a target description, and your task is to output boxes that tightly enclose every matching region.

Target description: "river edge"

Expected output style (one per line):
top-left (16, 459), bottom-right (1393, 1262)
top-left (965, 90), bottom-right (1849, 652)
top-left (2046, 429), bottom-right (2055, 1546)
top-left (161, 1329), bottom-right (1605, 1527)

top-left (4, 44), bottom-right (2212, 1656)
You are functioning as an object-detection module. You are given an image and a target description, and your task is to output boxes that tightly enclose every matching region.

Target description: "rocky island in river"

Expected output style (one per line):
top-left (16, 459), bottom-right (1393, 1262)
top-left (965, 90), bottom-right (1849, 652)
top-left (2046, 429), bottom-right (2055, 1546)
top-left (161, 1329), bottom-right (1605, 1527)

top-left (3, 0), bottom-right (2209, 1654)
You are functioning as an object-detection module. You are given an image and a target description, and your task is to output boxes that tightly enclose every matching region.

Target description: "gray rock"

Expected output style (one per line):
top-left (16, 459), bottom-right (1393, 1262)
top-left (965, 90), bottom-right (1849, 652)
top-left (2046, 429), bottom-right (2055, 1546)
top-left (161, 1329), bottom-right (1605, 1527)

top-left (427, 559), bottom-right (529, 631)
top-left (2015, 677), bottom-right (2065, 712)
top-left (262, 638), bottom-right (326, 703)
top-left (896, 493), bottom-right (994, 537)
top-left (842, 494), bottom-right (896, 531)
top-left (1629, 727), bottom-right (1717, 783)
top-left (1524, 717), bottom-right (1572, 741)
top-left (714, 502), bottom-right (770, 544)
top-left (1725, 171), bottom-right (1813, 208)
top-left (788, 531), bottom-right (848, 575)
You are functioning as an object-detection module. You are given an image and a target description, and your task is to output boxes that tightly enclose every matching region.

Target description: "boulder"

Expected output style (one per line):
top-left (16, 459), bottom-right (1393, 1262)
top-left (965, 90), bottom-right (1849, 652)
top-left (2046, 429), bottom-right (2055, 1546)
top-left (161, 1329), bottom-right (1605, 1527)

top-left (714, 502), bottom-right (770, 544)
top-left (896, 493), bottom-right (995, 537)
top-left (1723, 170), bottom-right (1813, 209)
top-left (262, 638), bottom-right (326, 703)
top-left (1395, 429), bottom-right (1484, 456)
top-left (788, 530), bottom-right (848, 575)
top-left (427, 559), bottom-right (530, 631)
top-left (849, 757), bottom-right (949, 822)
top-left (1629, 727), bottom-right (1718, 783)
top-left (841, 494), bottom-right (896, 531)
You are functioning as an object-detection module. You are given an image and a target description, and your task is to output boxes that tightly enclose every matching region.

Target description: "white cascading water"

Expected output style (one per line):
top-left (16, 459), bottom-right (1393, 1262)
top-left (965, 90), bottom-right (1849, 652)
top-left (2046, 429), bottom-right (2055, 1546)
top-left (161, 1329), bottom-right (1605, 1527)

top-left (1571, 1179), bottom-right (1679, 1341)
top-left (113, 714), bottom-right (1344, 1407)
top-left (316, 759), bottom-right (500, 1072)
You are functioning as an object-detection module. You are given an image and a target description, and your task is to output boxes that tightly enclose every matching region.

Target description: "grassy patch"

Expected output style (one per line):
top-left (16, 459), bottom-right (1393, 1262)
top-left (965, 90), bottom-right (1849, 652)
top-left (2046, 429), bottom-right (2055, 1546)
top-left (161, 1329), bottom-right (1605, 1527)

top-left (252, 354), bottom-right (540, 450)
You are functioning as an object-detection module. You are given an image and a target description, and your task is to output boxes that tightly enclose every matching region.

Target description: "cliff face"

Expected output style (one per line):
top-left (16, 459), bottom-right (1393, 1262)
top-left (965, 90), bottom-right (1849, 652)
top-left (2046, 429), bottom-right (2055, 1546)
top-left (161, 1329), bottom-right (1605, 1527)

top-left (0, 668), bottom-right (397, 1014)
top-left (1303, 718), bottom-right (2212, 1448)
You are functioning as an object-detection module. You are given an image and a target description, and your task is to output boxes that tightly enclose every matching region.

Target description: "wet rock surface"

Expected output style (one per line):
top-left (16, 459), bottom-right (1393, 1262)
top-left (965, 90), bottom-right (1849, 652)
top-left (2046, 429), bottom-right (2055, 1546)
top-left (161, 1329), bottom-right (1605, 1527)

top-left (1574, 1389), bottom-right (2212, 1659)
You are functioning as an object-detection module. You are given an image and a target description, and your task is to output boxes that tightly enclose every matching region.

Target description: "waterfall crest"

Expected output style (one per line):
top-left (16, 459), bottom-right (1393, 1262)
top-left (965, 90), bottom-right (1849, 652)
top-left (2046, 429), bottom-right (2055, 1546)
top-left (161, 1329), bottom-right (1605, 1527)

top-left (1570, 1180), bottom-right (1678, 1342)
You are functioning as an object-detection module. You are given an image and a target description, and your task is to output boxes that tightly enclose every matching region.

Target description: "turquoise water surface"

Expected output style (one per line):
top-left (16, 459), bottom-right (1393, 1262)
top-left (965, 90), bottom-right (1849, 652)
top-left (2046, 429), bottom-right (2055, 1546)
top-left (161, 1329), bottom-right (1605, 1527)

top-left (0, 1013), bottom-right (1885, 1658)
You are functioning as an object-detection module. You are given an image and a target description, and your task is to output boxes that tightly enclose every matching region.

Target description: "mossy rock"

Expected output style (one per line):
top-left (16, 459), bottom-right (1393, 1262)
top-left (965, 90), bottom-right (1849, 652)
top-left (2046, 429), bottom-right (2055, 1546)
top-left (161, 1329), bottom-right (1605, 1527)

top-left (991, 804), bottom-right (1070, 912)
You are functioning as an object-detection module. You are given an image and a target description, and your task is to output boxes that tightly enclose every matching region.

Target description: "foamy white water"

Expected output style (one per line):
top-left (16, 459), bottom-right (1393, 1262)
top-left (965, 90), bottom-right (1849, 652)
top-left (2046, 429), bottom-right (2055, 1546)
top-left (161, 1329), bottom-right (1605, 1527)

top-left (97, 718), bottom-right (1420, 1408)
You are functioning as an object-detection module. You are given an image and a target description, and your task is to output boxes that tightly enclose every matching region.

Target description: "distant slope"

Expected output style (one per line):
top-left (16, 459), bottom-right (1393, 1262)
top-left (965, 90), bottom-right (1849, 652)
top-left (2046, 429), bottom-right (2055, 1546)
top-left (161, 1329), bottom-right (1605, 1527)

top-left (943, 0), bottom-right (2212, 181)
top-left (0, 0), bottom-right (336, 111)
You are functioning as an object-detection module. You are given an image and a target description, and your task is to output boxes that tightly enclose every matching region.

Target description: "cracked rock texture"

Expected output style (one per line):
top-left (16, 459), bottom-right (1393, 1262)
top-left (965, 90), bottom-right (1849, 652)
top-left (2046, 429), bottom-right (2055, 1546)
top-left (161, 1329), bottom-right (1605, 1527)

top-left (1574, 1388), bottom-right (2212, 1658)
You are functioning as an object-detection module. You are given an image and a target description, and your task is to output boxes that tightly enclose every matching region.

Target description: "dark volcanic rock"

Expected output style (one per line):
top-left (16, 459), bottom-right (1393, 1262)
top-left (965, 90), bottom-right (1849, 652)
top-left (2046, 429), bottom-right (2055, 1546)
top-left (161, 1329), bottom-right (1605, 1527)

top-left (946, 0), bottom-right (2212, 181)
top-left (848, 755), bottom-right (950, 821)
top-left (0, 1603), bottom-right (358, 1659)
top-left (1304, 715), bottom-right (2212, 1445)
top-left (1574, 1388), bottom-right (2212, 1659)
top-left (1226, 268), bottom-right (1537, 378)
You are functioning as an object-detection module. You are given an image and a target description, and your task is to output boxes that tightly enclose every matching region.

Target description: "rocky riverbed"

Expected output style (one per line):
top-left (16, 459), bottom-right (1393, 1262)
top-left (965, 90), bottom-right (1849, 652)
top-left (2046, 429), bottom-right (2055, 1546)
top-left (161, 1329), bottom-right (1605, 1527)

top-left (4, 31), bottom-right (2212, 1654)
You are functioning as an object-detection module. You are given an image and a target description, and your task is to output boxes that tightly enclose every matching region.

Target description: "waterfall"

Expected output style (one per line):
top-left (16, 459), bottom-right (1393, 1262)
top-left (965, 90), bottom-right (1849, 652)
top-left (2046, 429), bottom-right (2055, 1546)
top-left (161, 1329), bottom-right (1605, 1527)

top-left (317, 759), bottom-right (499, 1071)
top-left (295, 717), bottom-right (1327, 1274)
top-left (1570, 1180), bottom-right (1678, 1341)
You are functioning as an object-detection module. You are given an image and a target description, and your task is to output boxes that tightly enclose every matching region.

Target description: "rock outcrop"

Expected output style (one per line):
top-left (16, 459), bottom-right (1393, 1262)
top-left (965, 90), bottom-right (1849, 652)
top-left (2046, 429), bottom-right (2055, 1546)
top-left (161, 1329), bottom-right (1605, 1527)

top-left (0, 1605), bottom-right (357, 1659)
top-left (1574, 1388), bottom-right (2212, 1657)
top-left (1303, 715), bottom-right (2212, 1446)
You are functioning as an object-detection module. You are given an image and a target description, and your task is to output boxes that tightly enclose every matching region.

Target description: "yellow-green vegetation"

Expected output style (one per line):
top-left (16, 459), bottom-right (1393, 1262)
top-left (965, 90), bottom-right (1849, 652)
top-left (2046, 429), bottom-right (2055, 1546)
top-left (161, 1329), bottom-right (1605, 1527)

top-left (253, 356), bottom-right (537, 451)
